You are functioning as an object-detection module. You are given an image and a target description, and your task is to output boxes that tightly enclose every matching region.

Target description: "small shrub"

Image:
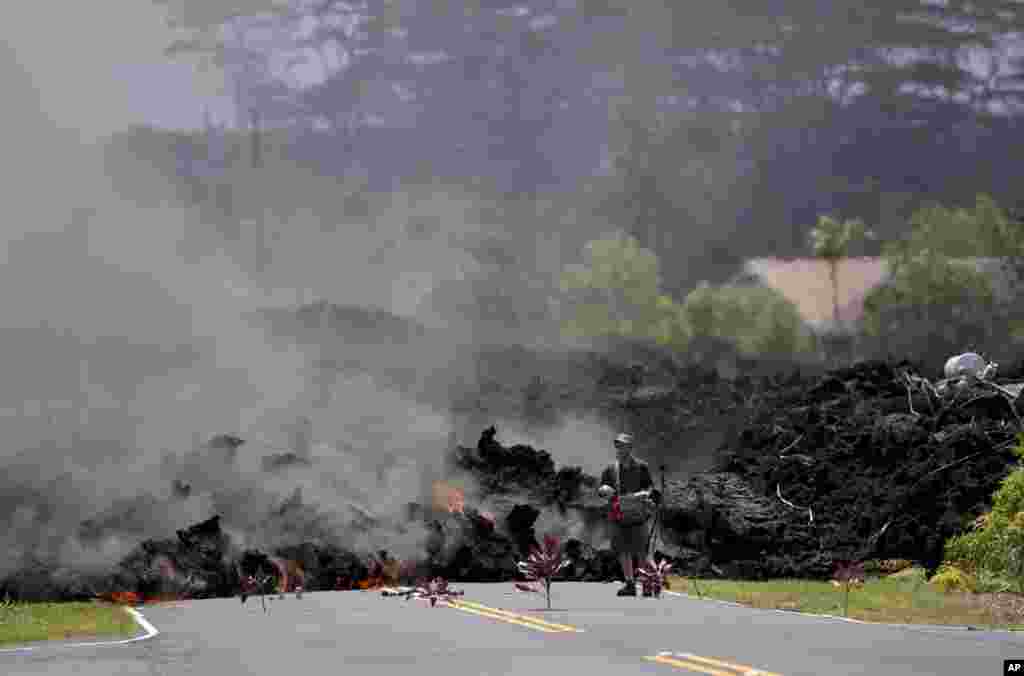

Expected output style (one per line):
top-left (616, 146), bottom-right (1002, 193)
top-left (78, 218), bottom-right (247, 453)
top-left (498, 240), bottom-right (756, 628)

top-left (975, 568), bottom-right (1015, 594)
top-left (929, 563), bottom-right (977, 593)
top-left (407, 578), bottom-right (464, 607)
top-left (682, 282), bottom-right (813, 358)
top-left (944, 434), bottom-right (1024, 593)
top-left (638, 559), bottom-right (674, 598)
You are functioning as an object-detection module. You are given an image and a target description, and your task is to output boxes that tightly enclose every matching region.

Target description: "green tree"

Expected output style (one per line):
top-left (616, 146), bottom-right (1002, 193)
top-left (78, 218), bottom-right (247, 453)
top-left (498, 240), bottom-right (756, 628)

top-left (560, 233), bottom-right (813, 359)
top-left (860, 195), bottom-right (1024, 359)
top-left (889, 194), bottom-right (1024, 261)
top-left (559, 233), bottom-right (689, 350)
top-left (897, 195), bottom-right (1024, 342)
top-left (863, 244), bottom-right (996, 355)
top-left (682, 282), bottom-right (813, 358)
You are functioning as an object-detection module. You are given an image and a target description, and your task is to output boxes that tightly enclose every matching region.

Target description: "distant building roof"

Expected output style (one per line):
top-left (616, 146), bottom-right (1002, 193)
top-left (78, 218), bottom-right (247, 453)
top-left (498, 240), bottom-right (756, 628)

top-left (730, 257), bottom-right (891, 331)
top-left (732, 256), bottom-right (1018, 332)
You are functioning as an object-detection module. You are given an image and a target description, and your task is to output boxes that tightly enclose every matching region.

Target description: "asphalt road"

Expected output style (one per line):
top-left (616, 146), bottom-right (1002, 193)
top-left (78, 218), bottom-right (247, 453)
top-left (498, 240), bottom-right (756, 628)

top-left (3, 583), bottom-right (1023, 676)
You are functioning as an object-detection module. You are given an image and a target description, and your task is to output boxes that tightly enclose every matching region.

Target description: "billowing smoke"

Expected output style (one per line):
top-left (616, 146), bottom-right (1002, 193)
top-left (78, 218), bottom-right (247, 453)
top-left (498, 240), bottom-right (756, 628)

top-left (0, 3), bottom-right (627, 581)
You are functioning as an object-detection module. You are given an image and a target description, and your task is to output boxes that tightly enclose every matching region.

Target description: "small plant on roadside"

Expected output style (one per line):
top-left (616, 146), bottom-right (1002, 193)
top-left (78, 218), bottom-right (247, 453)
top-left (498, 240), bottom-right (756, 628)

top-left (256, 573), bottom-right (275, 612)
top-left (637, 559), bottom-right (674, 598)
top-left (515, 534), bottom-right (571, 610)
top-left (929, 562), bottom-right (978, 593)
top-left (832, 560), bottom-right (865, 617)
top-left (239, 572), bottom-right (275, 612)
top-left (407, 577), bottom-right (464, 607)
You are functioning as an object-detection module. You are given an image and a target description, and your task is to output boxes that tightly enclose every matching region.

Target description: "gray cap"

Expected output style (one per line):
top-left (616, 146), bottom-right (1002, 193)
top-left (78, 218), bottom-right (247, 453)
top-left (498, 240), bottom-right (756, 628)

top-left (614, 433), bottom-right (634, 446)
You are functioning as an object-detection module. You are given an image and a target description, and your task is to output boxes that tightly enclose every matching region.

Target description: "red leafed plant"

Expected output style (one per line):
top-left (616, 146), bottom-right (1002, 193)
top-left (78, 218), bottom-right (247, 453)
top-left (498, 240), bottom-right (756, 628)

top-left (831, 560), bottom-right (865, 617)
top-left (240, 572), bottom-right (275, 613)
top-left (408, 577), bottom-right (464, 607)
top-left (515, 534), bottom-right (570, 610)
top-left (637, 559), bottom-right (674, 598)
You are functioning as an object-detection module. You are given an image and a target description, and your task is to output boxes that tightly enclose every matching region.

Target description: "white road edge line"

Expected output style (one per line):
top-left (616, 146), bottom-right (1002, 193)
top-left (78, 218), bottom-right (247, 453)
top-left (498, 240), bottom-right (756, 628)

top-left (0, 606), bottom-right (160, 653)
top-left (662, 590), bottom-right (905, 625)
top-left (662, 590), bottom-right (1020, 634)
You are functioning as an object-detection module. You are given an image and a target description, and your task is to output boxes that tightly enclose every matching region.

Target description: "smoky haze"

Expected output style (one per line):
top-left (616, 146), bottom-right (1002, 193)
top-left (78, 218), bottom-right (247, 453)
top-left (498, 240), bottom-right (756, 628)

top-left (4, 0), bottom-right (1023, 581)
top-left (0, 1), bottom-right (631, 579)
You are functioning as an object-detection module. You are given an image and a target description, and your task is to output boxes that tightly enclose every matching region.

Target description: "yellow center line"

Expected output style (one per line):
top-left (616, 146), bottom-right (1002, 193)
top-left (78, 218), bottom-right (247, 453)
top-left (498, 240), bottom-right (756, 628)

top-left (677, 652), bottom-right (782, 676)
top-left (645, 653), bottom-right (783, 676)
top-left (644, 655), bottom-right (737, 676)
top-left (442, 601), bottom-right (566, 632)
top-left (451, 600), bottom-right (580, 632)
top-left (449, 600), bottom-right (583, 633)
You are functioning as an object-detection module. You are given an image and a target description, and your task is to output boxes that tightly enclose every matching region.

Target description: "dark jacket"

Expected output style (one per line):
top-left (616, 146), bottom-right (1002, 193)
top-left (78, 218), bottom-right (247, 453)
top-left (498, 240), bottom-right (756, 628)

top-left (600, 457), bottom-right (653, 496)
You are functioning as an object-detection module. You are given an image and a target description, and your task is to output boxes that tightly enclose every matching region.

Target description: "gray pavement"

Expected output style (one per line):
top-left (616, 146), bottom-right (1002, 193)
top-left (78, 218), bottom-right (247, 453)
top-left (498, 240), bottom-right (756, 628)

top-left (2, 582), bottom-right (1022, 676)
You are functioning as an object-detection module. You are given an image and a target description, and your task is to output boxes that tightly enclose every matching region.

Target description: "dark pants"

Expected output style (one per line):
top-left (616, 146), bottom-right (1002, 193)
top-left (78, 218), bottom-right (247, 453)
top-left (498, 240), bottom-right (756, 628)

top-left (611, 521), bottom-right (650, 558)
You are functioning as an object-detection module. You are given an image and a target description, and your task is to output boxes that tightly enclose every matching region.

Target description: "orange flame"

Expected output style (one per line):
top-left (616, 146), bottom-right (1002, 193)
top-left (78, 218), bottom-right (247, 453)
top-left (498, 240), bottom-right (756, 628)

top-left (354, 552), bottom-right (406, 590)
top-left (101, 591), bottom-right (140, 605)
top-left (356, 577), bottom-right (384, 590)
top-left (100, 590), bottom-right (190, 605)
top-left (433, 481), bottom-right (465, 514)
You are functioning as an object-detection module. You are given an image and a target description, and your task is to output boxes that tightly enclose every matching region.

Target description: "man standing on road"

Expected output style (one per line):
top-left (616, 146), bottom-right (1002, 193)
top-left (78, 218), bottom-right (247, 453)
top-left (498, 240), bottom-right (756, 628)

top-left (598, 433), bottom-right (656, 597)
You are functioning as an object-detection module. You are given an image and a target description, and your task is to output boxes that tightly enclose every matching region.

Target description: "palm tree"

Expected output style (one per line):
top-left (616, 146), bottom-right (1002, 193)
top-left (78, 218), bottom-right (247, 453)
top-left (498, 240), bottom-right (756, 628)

top-left (809, 215), bottom-right (867, 333)
top-left (808, 216), bottom-right (870, 363)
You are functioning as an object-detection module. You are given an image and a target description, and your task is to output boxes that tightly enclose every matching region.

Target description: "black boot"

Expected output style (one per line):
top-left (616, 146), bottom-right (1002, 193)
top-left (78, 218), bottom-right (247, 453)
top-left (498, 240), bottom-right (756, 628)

top-left (616, 580), bottom-right (637, 596)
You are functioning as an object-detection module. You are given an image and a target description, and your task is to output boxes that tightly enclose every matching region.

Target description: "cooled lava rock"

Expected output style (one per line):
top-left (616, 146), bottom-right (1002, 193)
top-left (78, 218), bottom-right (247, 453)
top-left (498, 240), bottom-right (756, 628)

top-left (457, 425), bottom-right (559, 492)
top-left (450, 358), bottom-right (1024, 581)
top-left (419, 507), bottom-right (521, 581)
top-left (120, 515), bottom-right (236, 599)
top-left (6, 352), bottom-right (1024, 599)
top-left (707, 359), bottom-right (1022, 577)
top-left (561, 538), bottom-right (620, 581)
top-left (504, 504), bottom-right (541, 557)
top-left (271, 542), bottom-right (368, 591)
top-left (452, 427), bottom-right (601, 508)
top-left (658, 473), bottom-right (830, 579)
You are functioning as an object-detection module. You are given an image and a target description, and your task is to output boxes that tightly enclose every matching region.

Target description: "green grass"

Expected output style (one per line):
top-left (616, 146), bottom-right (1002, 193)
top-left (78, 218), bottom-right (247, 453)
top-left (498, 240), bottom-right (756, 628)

top-left (666, 568), bottom-right (1024, 630)
top-left (0, 599), bottom-right (140, 646)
